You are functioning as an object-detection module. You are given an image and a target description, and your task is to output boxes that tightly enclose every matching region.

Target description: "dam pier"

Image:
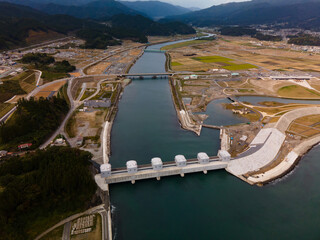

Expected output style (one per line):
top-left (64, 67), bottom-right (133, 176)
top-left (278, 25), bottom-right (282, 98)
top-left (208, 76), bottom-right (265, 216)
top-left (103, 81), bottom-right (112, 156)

top-left (96, 151), bottom-right (231, 187)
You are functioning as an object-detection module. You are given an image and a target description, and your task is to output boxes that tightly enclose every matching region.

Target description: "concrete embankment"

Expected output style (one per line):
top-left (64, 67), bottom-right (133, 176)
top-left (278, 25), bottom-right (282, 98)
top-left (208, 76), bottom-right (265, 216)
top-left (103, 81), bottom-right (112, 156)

top-left (228, 106), bottom-right (320, 185)
top-left (169, 78), bottom-right (202, 135)
top-left (248, 135), bottom-right (320, 185)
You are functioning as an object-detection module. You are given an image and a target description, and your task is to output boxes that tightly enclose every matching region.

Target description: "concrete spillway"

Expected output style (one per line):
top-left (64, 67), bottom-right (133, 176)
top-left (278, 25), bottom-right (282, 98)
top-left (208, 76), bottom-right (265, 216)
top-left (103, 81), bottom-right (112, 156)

top-left (95, 154), bottom-right (230, 188)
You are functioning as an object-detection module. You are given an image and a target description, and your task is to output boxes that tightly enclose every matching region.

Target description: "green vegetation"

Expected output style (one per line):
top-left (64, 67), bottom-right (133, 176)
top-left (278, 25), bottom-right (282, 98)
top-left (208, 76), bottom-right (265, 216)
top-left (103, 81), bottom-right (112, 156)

top-left (278, 85), bottom-right (320, 99)
top-left (171, 62), bottom-right (183, 66)
top-left (288, 34), bottom-right (320, 46)
top-left (0, 80), bottom-right (26, 103)
top-left (0, 147), bottom-right (96, 240)
top-left (193, 55), bottom-right (233, 63)
top-left (0, 97), bottom-right (69, 150)
top-left (223, 64), bottom-right (257, 71)
top-left (40, 226), bottom-right (63, 240)
top-left (254, 33), bottom-right (282, 42)
top-left (21, 53), bottom-right (55, 66)
top-left (220, 26), bottom-right (257, 36)
top-left (22, 53), bottom-right (75, 82)
top-left (80, 89), bottom-right (96, 101)
top-left (0, 103), bottom-right (15, 119)
top-left (161, 39), bottom-right (209, 50)
top-left (192, 55), bottom-right (257, 70)
top-left (65, 111), bottom-right (77, 138)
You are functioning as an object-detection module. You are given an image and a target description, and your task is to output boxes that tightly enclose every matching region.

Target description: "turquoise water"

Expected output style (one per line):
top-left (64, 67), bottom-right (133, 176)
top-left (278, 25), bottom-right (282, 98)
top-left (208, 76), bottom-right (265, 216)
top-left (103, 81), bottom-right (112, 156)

top-left (109, 41), bottom-right (320, 240)
top-left (111, 147), bottom-right (320, 240)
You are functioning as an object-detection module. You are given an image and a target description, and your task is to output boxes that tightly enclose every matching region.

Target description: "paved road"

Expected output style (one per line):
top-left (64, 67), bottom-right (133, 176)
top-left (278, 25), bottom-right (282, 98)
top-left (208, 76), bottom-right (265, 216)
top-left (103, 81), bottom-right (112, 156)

top-left (62, 222), bottom-right (71, 240)
top-left (40, 77), bottom-right (76, 149)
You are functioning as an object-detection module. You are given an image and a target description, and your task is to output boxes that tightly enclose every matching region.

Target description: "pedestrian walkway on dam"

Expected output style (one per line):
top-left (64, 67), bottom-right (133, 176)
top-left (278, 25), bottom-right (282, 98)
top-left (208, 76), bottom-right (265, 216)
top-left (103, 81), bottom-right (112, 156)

top-left (95, 151), bottom-right (231, 187)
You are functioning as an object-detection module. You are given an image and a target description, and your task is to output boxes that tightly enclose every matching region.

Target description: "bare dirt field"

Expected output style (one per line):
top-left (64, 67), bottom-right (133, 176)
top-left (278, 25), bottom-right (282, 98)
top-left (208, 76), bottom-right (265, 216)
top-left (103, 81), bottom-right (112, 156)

top-left (168, 36), bottom-right (320, 72)
top-left (34, 80), bottom-right (66, 99)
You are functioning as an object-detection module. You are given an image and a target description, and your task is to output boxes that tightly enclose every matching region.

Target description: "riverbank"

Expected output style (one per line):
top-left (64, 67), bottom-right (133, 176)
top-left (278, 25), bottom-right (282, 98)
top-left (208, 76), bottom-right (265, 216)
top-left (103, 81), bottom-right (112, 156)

top-left (228, 106), bottom-right (320, 186)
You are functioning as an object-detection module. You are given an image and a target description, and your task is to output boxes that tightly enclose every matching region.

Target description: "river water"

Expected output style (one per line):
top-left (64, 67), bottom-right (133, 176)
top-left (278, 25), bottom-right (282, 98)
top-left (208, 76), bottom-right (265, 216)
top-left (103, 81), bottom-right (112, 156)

top-left (109, 41), bottom-right (320, 240)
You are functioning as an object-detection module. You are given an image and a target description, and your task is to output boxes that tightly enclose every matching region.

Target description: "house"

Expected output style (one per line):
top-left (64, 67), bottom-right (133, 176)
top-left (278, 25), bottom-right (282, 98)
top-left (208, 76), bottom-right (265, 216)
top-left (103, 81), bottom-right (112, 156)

top-left (76, 137), bottom-right (84, 146)
top-left (190, 74), bottom-right (198, 79)
top-left (0, 150), bottom-right (7, 158)
top-left (18, 143), bottom-right (32, 150)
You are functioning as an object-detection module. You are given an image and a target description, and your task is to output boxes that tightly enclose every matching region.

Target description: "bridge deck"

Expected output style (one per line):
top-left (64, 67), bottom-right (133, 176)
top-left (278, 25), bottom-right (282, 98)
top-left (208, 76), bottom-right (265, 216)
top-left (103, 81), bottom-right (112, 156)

top-left (96, 157), bottom-right (228, 186)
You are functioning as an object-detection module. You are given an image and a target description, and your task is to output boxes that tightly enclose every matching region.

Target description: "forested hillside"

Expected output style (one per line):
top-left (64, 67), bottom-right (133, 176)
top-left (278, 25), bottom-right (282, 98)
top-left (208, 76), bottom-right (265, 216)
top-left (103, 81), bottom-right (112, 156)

top-left (0, 147), bottom-right (97, 240)
top-left (165, 0), bottom-right (320, 30)
top-left (0, 97), bottom-right (69, 149)
top-left (0, 2), bottom-right (195, 50)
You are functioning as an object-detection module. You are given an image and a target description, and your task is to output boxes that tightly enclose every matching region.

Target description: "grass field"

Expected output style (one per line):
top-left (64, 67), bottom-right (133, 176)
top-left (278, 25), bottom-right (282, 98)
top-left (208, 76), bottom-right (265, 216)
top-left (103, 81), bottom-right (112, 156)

top-left (193, 56), bottom-right (233, 63)
top-left (42, 71), bottom-right (68, 83)
top-left (171, 62), bottom-right (183, 66)
top-left (161, 40), bottom-right (210, 50)
top-left (193, 55), bottom-right (257, 70)
top-left (223, 64), bottom-right (257, 71)
top-left (0, 103), bottom-right (15, 118)
top-left (277, 85), bottom-right (320, 99)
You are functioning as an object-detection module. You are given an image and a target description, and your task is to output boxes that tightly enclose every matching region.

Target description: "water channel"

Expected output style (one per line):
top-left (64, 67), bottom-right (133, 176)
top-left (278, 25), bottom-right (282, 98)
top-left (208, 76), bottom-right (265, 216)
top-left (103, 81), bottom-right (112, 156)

top-left (109, 40), bottom-right (320, 240)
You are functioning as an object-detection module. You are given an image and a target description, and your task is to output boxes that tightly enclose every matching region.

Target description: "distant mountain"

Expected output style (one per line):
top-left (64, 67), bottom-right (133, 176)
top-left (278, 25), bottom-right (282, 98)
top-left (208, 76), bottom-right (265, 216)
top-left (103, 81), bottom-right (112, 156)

top-left (1, 0), bottom-right (93, 7)
top-left (120, 1), bottom-right (190, 19)
top-left (107, 14), bottom-right (196, 36)
top-left (188, 7), bottom-right (201, 11)
top-left (0, 2), bottom-right (195, 50)
top-left (38, 0), bottom-right (139, 19)
top-left (165, 0), bottom-right (320, 30)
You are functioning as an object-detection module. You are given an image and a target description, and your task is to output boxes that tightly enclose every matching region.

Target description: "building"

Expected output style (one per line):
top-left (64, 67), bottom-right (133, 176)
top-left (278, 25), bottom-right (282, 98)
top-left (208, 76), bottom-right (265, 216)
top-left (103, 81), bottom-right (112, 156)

top-left (76, 137), bottom-right (83, 146)
top-left (190, 74), bottom-right (198, 79)
top-left (84, 99), bottom-right (111, 108)
top-left (232, 108), bottom-right (250, 115)
top-left (270, 76), bottom-right (312, 80)
top-left (151, 157), bottom-right (163, 170)
top-left (218, 150), bottom-right (231, 162)
top-left (197, 152), bottom-right (210, 164)
top-left (100, 164), bottom-right (112, 178)
top-left (175, 155), bottom-right (187, 167)
top-left (126, 160), bottom-right (138, 174)
top-left (0, 150), bottom-right (7, 158)
top-left (18, 143), bottom-right (32, 150)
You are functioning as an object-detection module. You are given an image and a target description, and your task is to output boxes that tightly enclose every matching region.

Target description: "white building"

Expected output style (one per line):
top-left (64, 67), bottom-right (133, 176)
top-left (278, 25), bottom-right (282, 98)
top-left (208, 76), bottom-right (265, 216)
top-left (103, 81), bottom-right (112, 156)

top-left (126, 160), bottom-right (138, 174)
top-left (197, 152), bottom-right (210, 164)
top-left (175, 155), bottom-right (187, 167)
top-left (218, 150), bottom-right (231, 162)
top-left (100, 163), bottom-right (112, 178)
top-left (151, 157), bottom-right (163, 170)
top-left (190, 74), bottom-right (198, 79)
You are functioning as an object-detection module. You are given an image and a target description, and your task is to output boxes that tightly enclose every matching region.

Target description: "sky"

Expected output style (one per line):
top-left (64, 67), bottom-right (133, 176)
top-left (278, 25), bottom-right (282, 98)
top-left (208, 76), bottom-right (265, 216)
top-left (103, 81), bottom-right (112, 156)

top-left (122, 0), bottom-right (247, 8)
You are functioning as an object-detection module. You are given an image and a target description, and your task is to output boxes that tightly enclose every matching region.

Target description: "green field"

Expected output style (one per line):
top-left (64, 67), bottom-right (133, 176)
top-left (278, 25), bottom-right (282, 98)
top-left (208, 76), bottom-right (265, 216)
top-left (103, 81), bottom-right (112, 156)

top-left (193, 55), bottom-right (233, 63)
top-left (0, 103), bottom-right (15, 118)
top-left (223, 64), bottom-right (257, 71)
top-left (192, 55), bottom-right (257, 71)
top-left (278, 85), bottom-right (320, 99)
top-left (161, 40), bottom-right (209, 50)
top-left (171, 62), bottom-right (183, 66)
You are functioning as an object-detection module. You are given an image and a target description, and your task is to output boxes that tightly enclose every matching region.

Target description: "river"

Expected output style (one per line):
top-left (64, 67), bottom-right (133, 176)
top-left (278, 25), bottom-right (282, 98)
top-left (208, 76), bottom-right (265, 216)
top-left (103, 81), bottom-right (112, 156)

top-left (109, 40), bottom-right (320, 240)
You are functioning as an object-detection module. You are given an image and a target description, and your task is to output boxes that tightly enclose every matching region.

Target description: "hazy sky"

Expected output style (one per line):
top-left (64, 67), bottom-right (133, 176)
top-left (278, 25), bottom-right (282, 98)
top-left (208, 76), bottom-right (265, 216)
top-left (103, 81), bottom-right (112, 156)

top-left (123, 0), bottom-right (247, 8)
